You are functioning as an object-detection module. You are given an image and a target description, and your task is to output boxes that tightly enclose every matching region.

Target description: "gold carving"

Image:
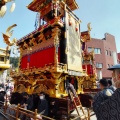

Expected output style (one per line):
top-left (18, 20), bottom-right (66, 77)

top-left (58, 81), bottom-right (65, 93)
top-left (33, 84), bottom-right (49, 94)
top-left (51, 72), bottom-right (62, 79)
top-left (21, 37), bottom-right (54, 56)
top-left (16, 84), bottom-right (26, 93)
top-left (38, 33), bottom-right (44, 42)
top-left (23, 42), bottom-right (28, 49)
top-left (87, 22), bottom-right (92, 32)
top-left (2, 24), bottom-right (17, 46)
top-left (58, 75), bottom-right (66, 94)
top-left (83, 50), bottom-right (94, 61)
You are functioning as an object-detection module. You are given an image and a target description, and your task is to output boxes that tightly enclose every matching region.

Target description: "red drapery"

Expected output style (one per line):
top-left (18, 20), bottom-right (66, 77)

top-left (20, 47), bottom-right (60, 69)
top-left (82, 64), bottom-right (93, 75)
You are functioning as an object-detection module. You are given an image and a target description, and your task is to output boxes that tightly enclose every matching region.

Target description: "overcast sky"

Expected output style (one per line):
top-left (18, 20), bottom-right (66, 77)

top-left (0, 0), bottom-right (120, 52)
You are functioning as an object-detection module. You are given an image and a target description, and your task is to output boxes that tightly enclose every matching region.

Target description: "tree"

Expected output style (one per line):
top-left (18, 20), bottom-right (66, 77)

top-left (10, 57), bottom-right (19, 68)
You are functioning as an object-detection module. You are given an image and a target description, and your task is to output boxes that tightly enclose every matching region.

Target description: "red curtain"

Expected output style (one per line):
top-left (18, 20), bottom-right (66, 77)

top-left (87, 65), bottom-right (93, 75)
top-left (20, 47), bottom-right (56, 69)
top-left (20, 56), bottom-right (28, 69)
top-left (82, 64), bottom-right (93, 75)
top-left (82, 65), bottom-right (86, 70)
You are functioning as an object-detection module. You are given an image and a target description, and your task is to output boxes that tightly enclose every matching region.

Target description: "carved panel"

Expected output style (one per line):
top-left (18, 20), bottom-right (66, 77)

top-left (33, 84), bottom-right (50, 94)
top-left (16, 84), bottom-right (26, 93)
top-left (58, 81), bottom-right (65, 93)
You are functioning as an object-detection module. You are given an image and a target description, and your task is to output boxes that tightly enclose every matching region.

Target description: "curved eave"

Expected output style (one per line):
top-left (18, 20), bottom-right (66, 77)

top-left (27, 0), bottom-right (79, 12)
top-left (108, 64), bottom-right (120, 70)
top-left (66, 0), bottom-right (79, 11)
top-left (17, 28), bottom-right (38, 45)
top-left (0, 64), bottom-right (10, 69)
top-left (27, 0), bottom-right (43, 12)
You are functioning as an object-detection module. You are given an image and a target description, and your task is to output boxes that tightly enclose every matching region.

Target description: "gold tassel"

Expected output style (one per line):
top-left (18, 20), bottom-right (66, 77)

top-left (0, 5), bottom-right (7, 17)
top-left (10, 2), bottom-right (15, 12)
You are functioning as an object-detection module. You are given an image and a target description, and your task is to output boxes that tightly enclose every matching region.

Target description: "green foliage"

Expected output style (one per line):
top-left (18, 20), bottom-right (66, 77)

top-left (10, 57), bottom-right (19, 68)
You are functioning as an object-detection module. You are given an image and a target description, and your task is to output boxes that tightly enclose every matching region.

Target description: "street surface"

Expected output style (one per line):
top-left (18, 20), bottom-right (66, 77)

top-left (71, 109), bottom-right (97, 120)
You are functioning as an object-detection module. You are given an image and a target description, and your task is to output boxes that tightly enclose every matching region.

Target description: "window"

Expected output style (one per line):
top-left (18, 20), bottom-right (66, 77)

top-left (88, 47), bottom-right (92, 52)
top-left (107, 64), bottom-right (110, 68)
top-left (96, 63), bottom-right (103, 68)
top-left (109, 51), bottom-right (111, 56)
top-left (106, 50), bottom-right (109, 55)
top-left (109, 51), bottom-right (113, 56)
top-left (94, 48), bottom-right (101, 54)
top-left (0, 57), bottom-right (4, 62)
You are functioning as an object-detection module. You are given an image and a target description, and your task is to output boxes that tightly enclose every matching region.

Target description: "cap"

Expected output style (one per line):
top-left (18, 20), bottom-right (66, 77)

top-left (108, 64), bottom-right (120, 70)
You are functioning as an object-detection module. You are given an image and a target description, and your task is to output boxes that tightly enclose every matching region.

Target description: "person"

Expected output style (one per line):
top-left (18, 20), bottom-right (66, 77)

top-left (92, 78), bottom-right (113, 120)
top-left (0, 83), bottom-right (4, 88)
top-left (8, 81), bottom-right (11, 88)
top-left (66, 82), bottom-right (77, 97)
top-left (20, 92), bottom-right (34, 120)
top-left (108, 79), bottom-right (116, 92)
top-left (96, 64), bottom-right (120, 120)
top-left (6, 92), bottom-right (24, 120)
top-left (98, 85), bottom-right (120, 120)
top-left (22, 92), bottom-right (34, 111)
top-left (37, 92), bottom-right (48, 117)
top-left (0, 91), bottom-right (6, 105)
top-left (66, 77), bottom-right (77, 99)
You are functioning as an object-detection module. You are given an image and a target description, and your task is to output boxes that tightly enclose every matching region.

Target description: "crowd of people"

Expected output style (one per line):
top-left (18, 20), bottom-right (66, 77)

top-left (92, 76), bottom-right (120, 120)
top-left (0, 83), bottom-right (49, 120)
top-left (0, 81), bottom-right (13, 104)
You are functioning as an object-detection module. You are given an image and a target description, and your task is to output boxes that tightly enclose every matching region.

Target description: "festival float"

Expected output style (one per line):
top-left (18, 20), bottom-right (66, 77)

top-left (81, 24), bottom-right (97, 92)
top-left (2, 0), bottom-right (97, 119)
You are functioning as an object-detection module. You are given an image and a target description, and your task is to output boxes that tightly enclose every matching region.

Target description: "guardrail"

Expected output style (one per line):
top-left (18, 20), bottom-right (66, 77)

top-left (0, 100), bottom-right (55, 120)
top-left (0, 95), bottom-right (96, 120)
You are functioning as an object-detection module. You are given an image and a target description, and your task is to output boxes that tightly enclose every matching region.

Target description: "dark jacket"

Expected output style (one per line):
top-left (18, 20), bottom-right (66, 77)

top-left (97, 88), bottom-right (120, 120)
top-left (93, 88), bottom-right (113, 119)
top-left (38, 99), bottom-right (48, 116)
top-left (26, 97), bottom-right (34, 111)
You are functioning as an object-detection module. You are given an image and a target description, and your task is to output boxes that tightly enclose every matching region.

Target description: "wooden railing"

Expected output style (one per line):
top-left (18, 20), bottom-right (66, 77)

top-left (0, 94), bottom-right (96, 120)
top-left (0, 101), bottom-right (55, 120)
top-left (0, 101), bottom-right (96, 120)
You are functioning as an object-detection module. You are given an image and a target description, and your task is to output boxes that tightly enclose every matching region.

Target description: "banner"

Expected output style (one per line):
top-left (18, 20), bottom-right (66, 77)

top-left (65, 11), bottom-right (82, 72)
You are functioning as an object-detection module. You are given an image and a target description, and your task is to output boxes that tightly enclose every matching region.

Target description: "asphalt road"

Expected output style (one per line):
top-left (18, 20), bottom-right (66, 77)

top-left (0, 113), bottom-right (9, 120)
top-left (71, 109), bottom-right (97, 120)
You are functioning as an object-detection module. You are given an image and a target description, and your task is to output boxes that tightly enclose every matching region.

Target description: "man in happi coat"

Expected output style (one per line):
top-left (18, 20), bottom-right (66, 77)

top-left (93, 64), bottom-right (120, 120)
top-left (92, 79), bottom-right (113, 120)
